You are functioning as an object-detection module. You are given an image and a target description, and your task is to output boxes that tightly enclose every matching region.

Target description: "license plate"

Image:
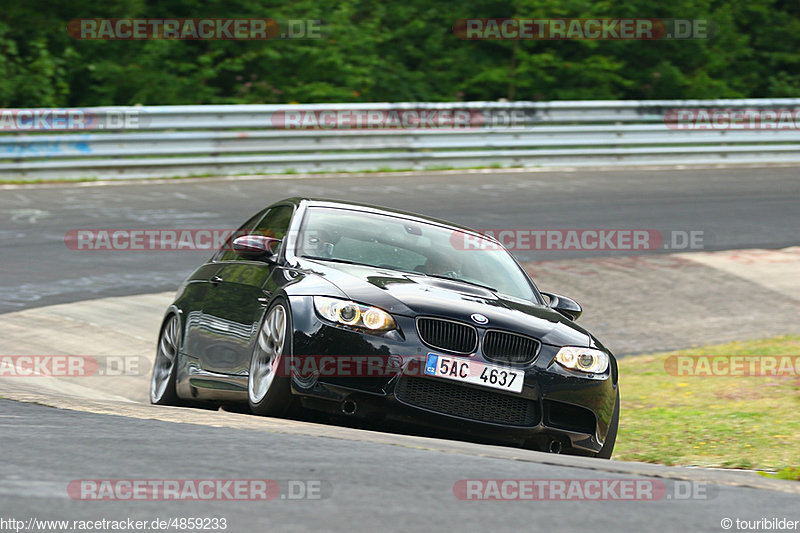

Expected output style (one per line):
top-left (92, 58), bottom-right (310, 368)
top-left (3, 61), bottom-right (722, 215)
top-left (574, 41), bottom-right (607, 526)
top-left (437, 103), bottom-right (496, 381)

top-left (423, 353), bottom-right (524, 393)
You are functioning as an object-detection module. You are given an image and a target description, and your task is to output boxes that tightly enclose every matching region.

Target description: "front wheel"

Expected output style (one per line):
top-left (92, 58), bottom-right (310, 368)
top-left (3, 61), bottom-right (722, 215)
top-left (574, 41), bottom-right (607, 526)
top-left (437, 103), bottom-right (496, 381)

top-left (150, 314), bottom-right (181, 405)
top-left (595, 389), bottom-right (620, 459)
top-left (248, 300), bottom-right (295, 416)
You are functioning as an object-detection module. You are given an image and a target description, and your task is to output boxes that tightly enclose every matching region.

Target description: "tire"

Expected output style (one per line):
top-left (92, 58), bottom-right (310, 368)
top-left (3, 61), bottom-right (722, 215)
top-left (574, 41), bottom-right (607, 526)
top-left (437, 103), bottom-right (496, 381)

top-left (595, 389), bottom-right (620, 459)
top-left (248, 299), bottom-right (295, 416)
top-left (150, 314), bottom-right (181, 405)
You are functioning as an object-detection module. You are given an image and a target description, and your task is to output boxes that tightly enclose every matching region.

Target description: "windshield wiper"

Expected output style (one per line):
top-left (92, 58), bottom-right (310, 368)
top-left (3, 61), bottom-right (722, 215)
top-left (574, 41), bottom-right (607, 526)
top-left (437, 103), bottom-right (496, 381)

top-left (422, 274), bottom-right (497, 293)
top-left (300, 255), bottom-right (366, 266)
top-left (301, 256), bottom-right (423, 275)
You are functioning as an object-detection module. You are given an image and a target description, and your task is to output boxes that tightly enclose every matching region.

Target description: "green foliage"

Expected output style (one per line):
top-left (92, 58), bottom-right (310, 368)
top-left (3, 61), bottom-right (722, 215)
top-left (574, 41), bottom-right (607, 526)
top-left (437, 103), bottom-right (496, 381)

top-left (1, 0), bottom-right (799, 106)
top-left (759, 467), bottom-right (800, 481)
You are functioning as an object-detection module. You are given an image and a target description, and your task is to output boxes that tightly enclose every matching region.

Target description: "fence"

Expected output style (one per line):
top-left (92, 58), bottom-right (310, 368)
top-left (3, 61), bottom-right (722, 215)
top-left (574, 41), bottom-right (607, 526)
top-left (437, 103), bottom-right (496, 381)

top-left (1, 99), bottom-right (799, 180)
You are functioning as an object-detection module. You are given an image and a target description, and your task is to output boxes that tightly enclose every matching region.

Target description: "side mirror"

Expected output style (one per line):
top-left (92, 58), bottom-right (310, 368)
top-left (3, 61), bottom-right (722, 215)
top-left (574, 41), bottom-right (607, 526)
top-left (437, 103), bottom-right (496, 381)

top-left (540, 292), bottom-right (582, 321)
top-left (232, 235), bottom-right (281, 261)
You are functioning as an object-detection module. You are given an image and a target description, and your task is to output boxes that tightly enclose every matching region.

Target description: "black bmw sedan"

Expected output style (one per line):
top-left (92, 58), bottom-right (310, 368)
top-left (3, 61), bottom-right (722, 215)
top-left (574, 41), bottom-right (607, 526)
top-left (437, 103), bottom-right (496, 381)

top-left (150, 197), bottom-right (620, 458)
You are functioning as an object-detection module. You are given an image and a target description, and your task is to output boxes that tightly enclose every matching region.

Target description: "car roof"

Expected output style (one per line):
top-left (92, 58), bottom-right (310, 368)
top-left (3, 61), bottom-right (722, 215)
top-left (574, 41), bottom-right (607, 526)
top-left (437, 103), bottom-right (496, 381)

top-left (272, 197), bottom-right (496, 242)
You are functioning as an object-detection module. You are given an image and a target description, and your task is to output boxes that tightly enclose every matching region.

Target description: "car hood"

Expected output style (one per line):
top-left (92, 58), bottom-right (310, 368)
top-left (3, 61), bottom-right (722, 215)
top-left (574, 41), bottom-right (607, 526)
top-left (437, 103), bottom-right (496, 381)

top-left (298, 259), bottom-right (593, 347)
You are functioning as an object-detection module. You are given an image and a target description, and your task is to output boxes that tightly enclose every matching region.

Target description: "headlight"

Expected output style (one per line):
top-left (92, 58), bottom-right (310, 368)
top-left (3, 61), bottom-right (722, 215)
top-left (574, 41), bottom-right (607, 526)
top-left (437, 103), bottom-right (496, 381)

top-left (554, 346), bottom-right (609, 374)
top-left (313, 296), bottom-right (396, 331)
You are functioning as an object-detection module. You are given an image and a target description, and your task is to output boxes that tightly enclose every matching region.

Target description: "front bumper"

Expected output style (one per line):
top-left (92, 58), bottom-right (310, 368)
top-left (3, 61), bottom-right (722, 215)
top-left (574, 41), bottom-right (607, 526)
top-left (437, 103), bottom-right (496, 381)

top-left (288, 295), bottom-right (618, 455)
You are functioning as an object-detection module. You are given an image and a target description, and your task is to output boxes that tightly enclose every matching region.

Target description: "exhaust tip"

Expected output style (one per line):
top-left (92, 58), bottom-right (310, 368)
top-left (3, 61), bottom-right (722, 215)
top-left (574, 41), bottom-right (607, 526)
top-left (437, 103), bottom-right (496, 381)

top-left (341, 400), bottom-right (357, 415)
top-left (549, 440), bottom-right (562, 454)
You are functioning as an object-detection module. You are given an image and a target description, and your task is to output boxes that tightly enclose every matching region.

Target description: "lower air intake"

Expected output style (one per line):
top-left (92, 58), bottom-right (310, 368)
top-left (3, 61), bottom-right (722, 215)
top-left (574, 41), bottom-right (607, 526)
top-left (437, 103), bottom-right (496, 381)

top-left (395, 377), bottom-right (539, 426)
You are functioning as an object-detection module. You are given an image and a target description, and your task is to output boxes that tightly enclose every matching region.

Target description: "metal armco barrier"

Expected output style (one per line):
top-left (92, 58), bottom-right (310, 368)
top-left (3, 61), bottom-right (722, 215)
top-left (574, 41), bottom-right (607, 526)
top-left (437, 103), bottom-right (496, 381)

top-left (1, 99), bottom-right (799, 180)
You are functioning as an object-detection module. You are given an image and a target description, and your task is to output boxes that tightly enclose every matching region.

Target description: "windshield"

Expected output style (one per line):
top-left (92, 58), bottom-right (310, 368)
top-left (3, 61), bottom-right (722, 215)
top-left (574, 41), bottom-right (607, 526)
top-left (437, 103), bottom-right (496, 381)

top-left (296, 207), bottom-right (536, 300)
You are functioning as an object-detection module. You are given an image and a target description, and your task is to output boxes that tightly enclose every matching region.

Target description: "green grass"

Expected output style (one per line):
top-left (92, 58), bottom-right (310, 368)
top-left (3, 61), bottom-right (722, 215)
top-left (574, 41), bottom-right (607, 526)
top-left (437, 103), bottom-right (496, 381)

top-left (760, 467), bottom-right (800, 481)
top-left (0, 177), bottom-right (101, 185)
top-left (0, 163), bottom-right (526, 185)
top-left (615, 335), bottom-right (800, 474)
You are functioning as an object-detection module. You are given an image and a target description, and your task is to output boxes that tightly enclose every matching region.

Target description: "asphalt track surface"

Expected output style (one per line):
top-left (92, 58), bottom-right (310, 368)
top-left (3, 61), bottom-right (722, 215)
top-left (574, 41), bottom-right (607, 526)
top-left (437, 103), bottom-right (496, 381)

top-left (2, 166), bottom-right (800, 314)
top-left (2, 400), bottom-right (798, 533)
top-left (2, 167), bottom-right (799, 532)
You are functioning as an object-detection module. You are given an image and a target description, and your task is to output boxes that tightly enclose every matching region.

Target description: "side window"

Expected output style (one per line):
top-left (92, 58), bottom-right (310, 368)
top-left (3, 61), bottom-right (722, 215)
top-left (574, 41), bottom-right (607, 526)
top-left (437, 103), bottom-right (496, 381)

top-left (214, 209), bottom-right (267, 262)
top-left (215, 205), bottom-right (294, 262)
top-left (253, 205), bottom-right (294, 241)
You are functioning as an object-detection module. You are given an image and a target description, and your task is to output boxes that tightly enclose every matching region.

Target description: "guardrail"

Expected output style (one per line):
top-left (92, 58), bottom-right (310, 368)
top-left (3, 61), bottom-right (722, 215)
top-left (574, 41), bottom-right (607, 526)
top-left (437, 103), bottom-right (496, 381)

top-left (1, 99), bottom-right (799, 180)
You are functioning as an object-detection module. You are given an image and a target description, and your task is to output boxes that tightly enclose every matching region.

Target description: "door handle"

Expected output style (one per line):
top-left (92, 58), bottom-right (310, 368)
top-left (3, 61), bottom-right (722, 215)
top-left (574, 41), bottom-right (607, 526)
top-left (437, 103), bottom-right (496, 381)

top-left (210, 275), bottom-right (223, 285)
